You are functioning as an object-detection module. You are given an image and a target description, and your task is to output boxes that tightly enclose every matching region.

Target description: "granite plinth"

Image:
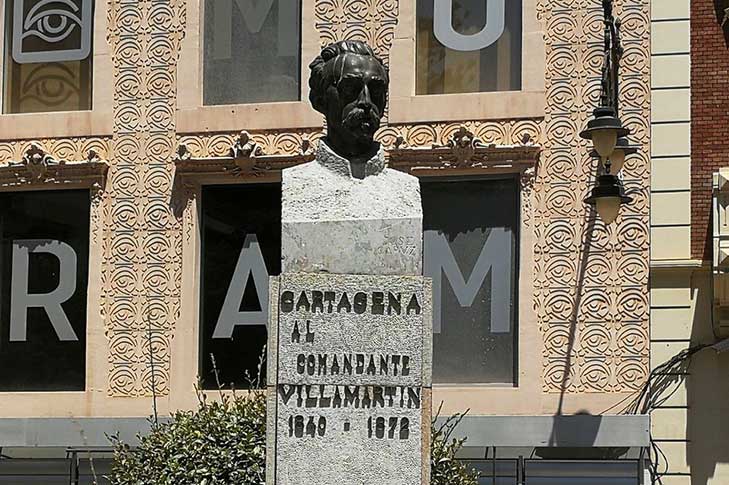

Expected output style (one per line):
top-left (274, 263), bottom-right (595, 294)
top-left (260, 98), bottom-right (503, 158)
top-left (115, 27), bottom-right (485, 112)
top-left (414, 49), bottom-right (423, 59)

top-left (266, 273), bottom-right (432, 485)
top-left (281, 159), bottom-right (422, 276)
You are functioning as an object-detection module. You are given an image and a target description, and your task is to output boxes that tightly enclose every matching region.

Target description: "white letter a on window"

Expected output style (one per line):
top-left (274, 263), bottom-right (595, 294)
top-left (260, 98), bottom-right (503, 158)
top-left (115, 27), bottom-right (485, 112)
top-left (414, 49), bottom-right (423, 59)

top-left (213, 234), bottom-right (269, 338)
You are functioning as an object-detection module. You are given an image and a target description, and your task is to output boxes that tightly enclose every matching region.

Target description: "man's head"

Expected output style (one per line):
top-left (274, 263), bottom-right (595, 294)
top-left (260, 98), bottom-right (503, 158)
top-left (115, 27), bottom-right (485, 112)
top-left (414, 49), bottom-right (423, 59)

top-left (309, 40), bottom-right (388, 159)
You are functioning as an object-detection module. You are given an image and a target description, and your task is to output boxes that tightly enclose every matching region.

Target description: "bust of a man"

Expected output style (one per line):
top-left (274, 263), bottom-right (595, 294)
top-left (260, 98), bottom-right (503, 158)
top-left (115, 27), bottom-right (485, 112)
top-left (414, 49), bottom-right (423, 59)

top-left (281, 40), bottom-right (422, 276)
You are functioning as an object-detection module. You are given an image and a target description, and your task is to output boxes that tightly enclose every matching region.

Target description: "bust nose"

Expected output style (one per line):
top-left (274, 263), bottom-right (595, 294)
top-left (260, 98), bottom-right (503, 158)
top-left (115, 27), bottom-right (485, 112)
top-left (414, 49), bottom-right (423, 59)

top-left (357, 85), bottom-right (373, 109)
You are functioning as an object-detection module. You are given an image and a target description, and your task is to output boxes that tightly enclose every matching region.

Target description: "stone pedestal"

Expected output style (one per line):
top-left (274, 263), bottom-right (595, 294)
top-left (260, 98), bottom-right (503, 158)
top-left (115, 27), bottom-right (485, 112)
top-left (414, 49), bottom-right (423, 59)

top-left (281, 152), bottom-right (423, 276)
top-left (268, 149), bottom-right (431, 485)
top-left (266, 273), bottom-right (432, 485)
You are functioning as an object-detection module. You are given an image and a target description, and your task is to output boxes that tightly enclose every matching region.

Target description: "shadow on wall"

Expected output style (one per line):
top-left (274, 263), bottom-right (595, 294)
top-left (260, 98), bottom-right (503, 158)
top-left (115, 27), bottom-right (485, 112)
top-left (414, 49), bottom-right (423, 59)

top-left (687, 270), bottom-right (729, 485)
top-left (539, 411), bottom-right (629, 460)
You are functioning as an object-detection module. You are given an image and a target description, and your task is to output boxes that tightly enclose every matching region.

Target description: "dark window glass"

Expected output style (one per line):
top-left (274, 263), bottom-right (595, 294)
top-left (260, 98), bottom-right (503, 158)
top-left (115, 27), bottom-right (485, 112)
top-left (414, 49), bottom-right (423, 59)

top-left (0, 190), bottom-right (90, 391)
top-left (457, 459), bottom-right (640, 485)
top-left (3, 0), bottom-right (94, 113)
top-left (203, 0), bottom-right (301, 105)
top-left (524, 460), bottom-right (640, 485)
top-left (200, 184), bottom-right (281, 389)
top-left (200, 179), bottom-right (517, 387)
top-left (422, 177), bottom-right (519, 384)
top-left (416, 0), bottom-right (521, 94)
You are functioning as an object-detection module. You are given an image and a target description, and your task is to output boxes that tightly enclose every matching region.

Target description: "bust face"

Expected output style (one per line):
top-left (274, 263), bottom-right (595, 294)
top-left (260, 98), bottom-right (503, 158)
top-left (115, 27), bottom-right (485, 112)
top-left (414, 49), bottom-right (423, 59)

top-left (324, 53), bottom-right (388, 158)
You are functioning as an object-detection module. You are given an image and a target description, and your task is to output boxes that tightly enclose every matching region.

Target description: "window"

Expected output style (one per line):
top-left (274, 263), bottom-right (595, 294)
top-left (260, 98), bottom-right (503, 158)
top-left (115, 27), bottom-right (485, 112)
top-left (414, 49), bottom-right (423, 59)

top-left (0, 190), bottom-right (90, 391)
top-left (458, 458), bottom-right (641, 485)
top-left (3, 0), bottom-right (94, 113)
top-left (200, 184), bottom-right (281, 389)
top-left (416, 0), bottom-right (522, 94)
top-left (199, 178), bottom-right (518, 387)
top-left (422, 177), bottom-right (519, 384)
top-left (203, 0), bottom-right (301, 105)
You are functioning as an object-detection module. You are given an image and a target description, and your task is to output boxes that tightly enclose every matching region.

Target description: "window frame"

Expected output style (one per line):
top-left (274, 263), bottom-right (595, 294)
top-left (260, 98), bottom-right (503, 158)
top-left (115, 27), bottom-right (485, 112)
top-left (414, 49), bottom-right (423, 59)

top-left (388, 0), bottom-right (545, 123)
top-left (413, 166), bottom-right (540, 414)
top-left (197, 180), bottom-right (282, 390)
top-left (0, 147), bottom-right (107, 403)
top-left (178, 174), bottom-right (280, 395)
top-left (420, 173), bottom-right (522, 387)
top-left (176, 0), bottom-right (321, 133)
top-left (0, 187), bottom-right (91, 391)
top-left (190, 174), bottom-right (525, 389)
top-left (0, 0), bottom-right (113, 138)
top-left (177, 159), bottom-right (540, 413)
top-left (0, 176), bottom-right (105, 397)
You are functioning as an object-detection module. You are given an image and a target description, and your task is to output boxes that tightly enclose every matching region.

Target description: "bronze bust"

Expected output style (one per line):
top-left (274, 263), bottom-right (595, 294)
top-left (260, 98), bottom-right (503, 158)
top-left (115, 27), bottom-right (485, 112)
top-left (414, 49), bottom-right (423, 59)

top-left (281, 40), bottom-right (422, 275)
top-left (308, 40), bottom-right (389, 179)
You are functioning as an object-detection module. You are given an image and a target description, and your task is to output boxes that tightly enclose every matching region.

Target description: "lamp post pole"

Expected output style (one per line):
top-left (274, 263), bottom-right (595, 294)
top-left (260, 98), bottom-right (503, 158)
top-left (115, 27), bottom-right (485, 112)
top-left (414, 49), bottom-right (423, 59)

top-left (580, 0), bottom-right (637, 225)
top-left (601, 0), bottom-right (622, 115)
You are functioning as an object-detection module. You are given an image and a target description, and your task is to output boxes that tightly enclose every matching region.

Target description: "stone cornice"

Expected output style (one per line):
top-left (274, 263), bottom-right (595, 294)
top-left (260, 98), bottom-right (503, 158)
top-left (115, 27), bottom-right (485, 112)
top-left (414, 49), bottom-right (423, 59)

top-left (175, 126), bottom-right (542, 180)
top-left (387, 126), bottom-right (541, 173)
top-left (0, 142), bottom-right (109, 195)
top-left (174, 131), bottom-right (316, 179)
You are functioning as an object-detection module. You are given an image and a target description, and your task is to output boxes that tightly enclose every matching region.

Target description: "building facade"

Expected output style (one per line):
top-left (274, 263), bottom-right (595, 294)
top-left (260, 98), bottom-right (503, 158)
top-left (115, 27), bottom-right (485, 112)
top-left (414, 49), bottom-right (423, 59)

top-left (645, 0), bottom-right (729, 485)
top-left (0, 0), bottom-right (655, 482)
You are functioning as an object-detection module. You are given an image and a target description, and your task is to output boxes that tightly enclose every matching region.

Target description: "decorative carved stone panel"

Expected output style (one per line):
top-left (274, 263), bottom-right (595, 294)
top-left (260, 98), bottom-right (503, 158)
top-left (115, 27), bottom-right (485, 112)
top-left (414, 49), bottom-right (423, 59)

top-left (0, 142), bottom-right (108, 190)
top-left (536, 0), bottom-right (650, 393)
top-left (0, 138), bottom-right (112, 165)
top-left (314, 0), bottom-right (399, 62)
top-left (105, 0), bottom-right (187, 397)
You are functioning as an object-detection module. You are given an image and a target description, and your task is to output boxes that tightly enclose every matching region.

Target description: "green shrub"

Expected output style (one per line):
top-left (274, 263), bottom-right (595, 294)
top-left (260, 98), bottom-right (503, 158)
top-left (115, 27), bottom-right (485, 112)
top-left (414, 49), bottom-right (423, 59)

top-left (110, 389), bottom-right (266, 485)
top-left (430, 406), bottom-right (479, 485)
top-left (110, 394), bottom-right (478, 485)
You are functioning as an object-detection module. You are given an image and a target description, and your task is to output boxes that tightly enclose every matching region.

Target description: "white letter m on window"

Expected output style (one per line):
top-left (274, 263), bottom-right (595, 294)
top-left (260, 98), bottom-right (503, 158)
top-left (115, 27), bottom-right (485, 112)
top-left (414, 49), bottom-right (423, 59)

top-left (424, 228), bottom-right (512, 334)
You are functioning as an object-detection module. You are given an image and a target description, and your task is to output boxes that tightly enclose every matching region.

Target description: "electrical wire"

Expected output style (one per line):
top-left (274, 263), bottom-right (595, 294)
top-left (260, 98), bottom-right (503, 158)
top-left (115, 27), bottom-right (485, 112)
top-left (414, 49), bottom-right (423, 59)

top-left (601, 343), bottom-right (710, 484)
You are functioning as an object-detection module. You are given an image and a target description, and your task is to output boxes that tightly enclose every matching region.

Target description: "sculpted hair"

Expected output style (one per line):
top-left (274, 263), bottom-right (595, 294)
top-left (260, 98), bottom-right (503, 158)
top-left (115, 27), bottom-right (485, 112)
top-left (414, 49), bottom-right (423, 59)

top-left (308, 40), bottom-right (388, 114)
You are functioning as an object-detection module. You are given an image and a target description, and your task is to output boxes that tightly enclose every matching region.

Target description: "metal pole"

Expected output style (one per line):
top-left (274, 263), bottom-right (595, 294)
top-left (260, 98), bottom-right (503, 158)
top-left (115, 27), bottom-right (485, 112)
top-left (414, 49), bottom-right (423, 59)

top-left (69, 450), bottom-right (79, 485)
top-left (518, 455), bottom-right (525, 485)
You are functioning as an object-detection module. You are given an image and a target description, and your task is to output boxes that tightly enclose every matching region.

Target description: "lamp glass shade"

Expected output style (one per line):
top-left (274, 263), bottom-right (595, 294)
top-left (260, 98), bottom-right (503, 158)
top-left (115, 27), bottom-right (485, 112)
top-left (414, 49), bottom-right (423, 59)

top-left (592, 128), bottom-right (618, 159)
top-left (596, 196), bottom-right (621, 224)
top-left (607, 148), bottom-right (625, 174)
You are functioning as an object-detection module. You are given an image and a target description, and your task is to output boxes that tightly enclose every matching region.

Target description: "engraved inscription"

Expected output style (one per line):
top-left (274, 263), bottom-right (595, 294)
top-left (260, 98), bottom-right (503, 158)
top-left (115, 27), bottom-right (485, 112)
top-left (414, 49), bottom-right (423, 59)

top-left (375, 236), bottom-right (419, 258)
top-left (270, 273), bottom-right (430, 485)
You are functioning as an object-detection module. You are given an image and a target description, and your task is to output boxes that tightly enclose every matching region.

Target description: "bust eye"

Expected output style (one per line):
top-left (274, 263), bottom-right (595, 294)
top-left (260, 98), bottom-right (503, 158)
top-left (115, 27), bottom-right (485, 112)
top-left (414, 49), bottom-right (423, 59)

top-left (338, 79), bottom-right (359, 98)
top-left (368, 81), bottom-right (386, 100)
top-left (22, 0), bottom-right (83, 44)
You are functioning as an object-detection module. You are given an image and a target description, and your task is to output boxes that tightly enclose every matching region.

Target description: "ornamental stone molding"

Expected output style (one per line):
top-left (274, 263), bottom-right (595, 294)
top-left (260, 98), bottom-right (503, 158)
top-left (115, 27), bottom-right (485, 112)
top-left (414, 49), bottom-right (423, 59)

top-left (0, 137), bottom-right (113, 165)
top-left (0, 142), bottom-right (109, 189)
top-left (176, 125), bottom-right (541, 193)
top-left (386, 126), bottom-right (541, 172)
top-left (177, 118), bottom-right (545, 160)
top-left (175, 131), bottom-right (316, 180)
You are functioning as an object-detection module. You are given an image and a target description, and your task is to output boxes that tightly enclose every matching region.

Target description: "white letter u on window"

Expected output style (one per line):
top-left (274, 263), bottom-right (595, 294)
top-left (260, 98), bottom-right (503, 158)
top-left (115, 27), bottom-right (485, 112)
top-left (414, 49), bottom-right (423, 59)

top-left (433, 0), bottom-right (506, 52)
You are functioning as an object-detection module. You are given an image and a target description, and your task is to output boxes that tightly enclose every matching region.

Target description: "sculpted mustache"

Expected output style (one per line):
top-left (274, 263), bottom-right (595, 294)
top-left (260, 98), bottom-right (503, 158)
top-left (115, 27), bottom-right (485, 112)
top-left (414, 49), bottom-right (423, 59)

top-left (343, 107), bottom-right (380, 128)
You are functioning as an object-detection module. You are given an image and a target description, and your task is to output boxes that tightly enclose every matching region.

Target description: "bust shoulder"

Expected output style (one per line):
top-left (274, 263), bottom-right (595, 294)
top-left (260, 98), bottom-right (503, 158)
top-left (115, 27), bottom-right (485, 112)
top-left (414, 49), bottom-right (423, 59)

top-left (381, 167), bottom-right (420, 185)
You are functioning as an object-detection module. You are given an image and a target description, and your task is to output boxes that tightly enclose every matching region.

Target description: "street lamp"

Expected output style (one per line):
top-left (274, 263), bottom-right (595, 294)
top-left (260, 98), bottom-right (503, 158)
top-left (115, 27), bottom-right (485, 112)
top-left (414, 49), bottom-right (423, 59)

top-left (585, 175), bottom-right (633, 225)
top-left (579, 0), bottom-right (637, 224)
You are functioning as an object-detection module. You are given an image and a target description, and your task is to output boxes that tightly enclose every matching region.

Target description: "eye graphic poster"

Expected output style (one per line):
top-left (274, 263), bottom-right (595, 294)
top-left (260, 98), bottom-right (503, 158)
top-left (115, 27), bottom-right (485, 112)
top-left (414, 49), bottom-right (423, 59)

top-left (12, 0), bottom-right (93, 64)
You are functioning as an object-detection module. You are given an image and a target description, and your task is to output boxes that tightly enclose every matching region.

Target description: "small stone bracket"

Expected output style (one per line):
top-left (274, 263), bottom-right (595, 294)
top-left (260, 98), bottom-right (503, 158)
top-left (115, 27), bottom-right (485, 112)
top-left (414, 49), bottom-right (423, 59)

top-left (174, 131), bottom-right (316, 181)
top-left (712, 168), bottom-right (729, 338)
top-left (713, 168), bottom-right (729, 273)
top-left (0, 142), bottom-right (109, 196)
top-left (387, 126), bottom-right (541, 174)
